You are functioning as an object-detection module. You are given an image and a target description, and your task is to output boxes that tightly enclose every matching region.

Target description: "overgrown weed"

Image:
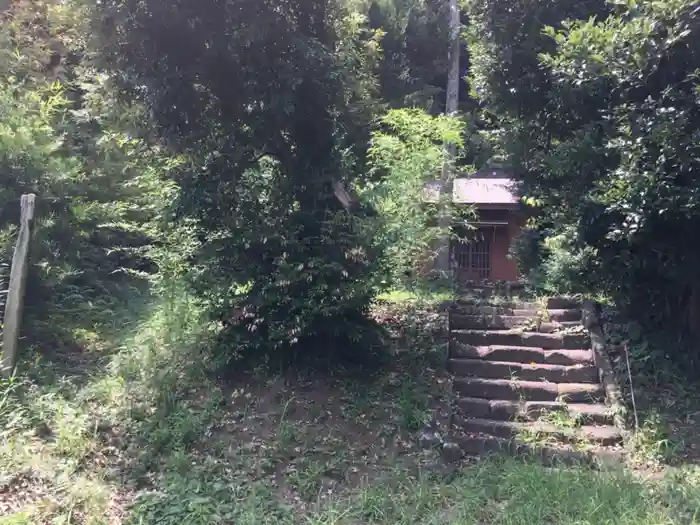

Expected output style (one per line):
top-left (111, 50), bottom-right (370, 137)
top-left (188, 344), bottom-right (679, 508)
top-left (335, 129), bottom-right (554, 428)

top-left (0, 281), bottom-right (218, 523)
top-left (3, 285), bottom-right (700, 524)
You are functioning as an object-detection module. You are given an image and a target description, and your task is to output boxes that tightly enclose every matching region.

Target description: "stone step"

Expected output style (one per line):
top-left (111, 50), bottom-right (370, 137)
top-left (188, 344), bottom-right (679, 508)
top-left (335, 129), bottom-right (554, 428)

top-left (537, 321), bottom-right (580, 334)
top-left (450, 344), bottom-right (594, 365)
top-left (453, 378), bottom-right (605, 402)
top-left (449, 359), bottom-right (598, 383)
top-left (455, 398), bottom-right (613, 425)
top-left (454, 417), bottom-right (622, 446)
top-left (452, 330), bottom-right (590, 350)
top-left (452, 305), bottom-right (540, 317)
top-left (450, 314), bottom-right (533, 330)
top-left (452, 435), bottom-right (625, 465)
top-left (456, 298), bottom-right (540, 310)
top-left (547, 309), bottom-right (582, 323)
top-left (547, 297), bottom-right (582, 310)
top-left (457, 282), bottom-right (527, 297)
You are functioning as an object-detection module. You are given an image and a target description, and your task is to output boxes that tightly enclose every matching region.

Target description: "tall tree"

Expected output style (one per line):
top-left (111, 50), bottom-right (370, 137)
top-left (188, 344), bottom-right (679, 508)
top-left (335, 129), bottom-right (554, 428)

top-left (88, 0), bottom-right (386, 360)
top-left (467, 0), bottom-right (700, 367)
top-left (366, 0), bottom-right (450, 110)
top-left (464, 0), bottom-right (609, 122)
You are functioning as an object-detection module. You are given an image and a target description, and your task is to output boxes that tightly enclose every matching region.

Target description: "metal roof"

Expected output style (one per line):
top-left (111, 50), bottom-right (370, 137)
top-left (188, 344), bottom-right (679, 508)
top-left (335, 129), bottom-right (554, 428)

top-left (423, 176), bottom-right (519, 205)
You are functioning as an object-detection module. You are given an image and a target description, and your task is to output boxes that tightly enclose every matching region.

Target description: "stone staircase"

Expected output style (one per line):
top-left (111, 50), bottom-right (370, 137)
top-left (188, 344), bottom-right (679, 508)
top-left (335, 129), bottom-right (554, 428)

top-left (448, 291), bottom-right (623, 460)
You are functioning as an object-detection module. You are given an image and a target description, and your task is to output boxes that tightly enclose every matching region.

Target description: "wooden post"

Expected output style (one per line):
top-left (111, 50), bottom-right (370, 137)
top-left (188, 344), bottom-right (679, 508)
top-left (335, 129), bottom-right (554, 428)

top-left (2, 194), bottom-right (36, 376)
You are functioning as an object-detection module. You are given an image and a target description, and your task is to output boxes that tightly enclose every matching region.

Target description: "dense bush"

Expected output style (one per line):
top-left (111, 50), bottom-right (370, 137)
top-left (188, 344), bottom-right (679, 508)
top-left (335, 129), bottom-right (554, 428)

top-left (467, 0), bottom-right (700, 370)
top-left (0, 0), bottom-right (479, 370)
top-left (0, 1), bottom-right (179, 348)
top-left (514, 227), bottom-right (600, 296)
top-left (82, 0), bottom-right (393, 365)
top-left (364, 108), bottom-right (468, 287)
top-left (14, 0), bottom-right (700, 377)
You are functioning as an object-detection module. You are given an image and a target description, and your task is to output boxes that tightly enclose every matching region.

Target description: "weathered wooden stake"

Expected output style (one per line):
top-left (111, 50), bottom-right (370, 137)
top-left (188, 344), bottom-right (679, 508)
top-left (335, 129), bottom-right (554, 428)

top-left (2, 194), bottom-right (36, 376)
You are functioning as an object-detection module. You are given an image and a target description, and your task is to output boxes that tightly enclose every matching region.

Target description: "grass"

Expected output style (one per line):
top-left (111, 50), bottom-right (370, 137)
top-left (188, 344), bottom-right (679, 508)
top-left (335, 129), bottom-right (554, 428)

top-left (624, 384), bottom-right (700, 468)
top-left (376, 289), bottom-right (453, 306)
top-left (375, 280), bottom-right (455, 308)
top-left (1, 286), bottom-right (700, 524)
top-left (516, 404), bottom-right (598, 453)
top-left (601, 310), bottom-right (700, 468)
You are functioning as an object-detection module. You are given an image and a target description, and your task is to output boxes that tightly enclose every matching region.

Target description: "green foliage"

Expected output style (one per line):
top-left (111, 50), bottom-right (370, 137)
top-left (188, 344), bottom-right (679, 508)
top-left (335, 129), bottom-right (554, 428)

top-left (0, 282), bottom-right (225, 524)
top-left (7, 2), bottom-right (700, 524)
top-left (127, 474), bottom-right (293, 525)
top-left (366, 0), bottom-right (452, 110)
top-left (396, 379), bottom-right (430, 431)
top-left (509, 226), bottom-right (548, 285)
top-left (2, 276), bottom-right (700, 523)
top-left (0, 0), bottom-right (182, 352)
top-left (512, 225), bottom-right (600, 296)
top-left (364, 0), bottom-right (496, 167)
top-left (364, 108), bottom-right (469, 286)
top-left (463, 0), bottom-right (610, 120)
top-left (468, 0), bottom-right (700, 371)
top-left (0, 375), bottom-right (25, 439)
top-left (0, 0), bottom-right (474, 370)
top-left (85, 0), bottom-right (393, 365)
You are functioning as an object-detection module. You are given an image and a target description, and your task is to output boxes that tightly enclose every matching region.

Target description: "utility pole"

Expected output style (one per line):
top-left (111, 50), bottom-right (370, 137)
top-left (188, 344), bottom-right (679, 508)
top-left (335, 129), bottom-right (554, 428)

top-left (436, 0), bottom-right (460, 277)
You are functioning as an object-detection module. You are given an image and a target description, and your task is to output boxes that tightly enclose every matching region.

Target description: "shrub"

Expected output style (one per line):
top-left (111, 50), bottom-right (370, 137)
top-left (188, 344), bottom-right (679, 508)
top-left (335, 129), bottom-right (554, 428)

top-left (364, 108), bottom-right (469, 288)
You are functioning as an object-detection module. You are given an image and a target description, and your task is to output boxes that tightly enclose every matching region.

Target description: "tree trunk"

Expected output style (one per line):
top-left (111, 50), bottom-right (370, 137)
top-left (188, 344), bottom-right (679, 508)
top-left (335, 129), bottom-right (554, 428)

top-left (435, 0), bottom-right (460, 277)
